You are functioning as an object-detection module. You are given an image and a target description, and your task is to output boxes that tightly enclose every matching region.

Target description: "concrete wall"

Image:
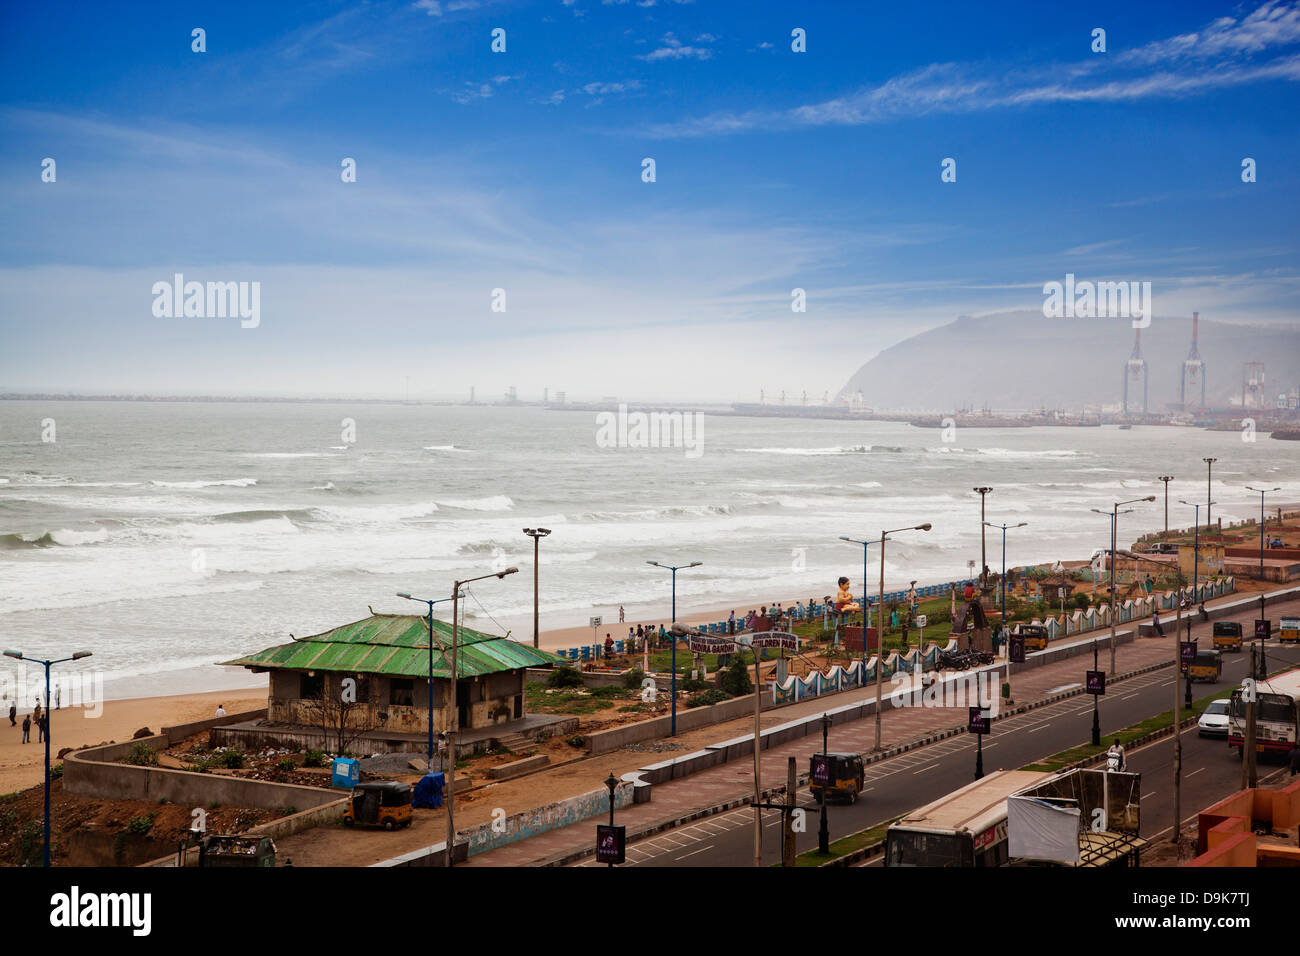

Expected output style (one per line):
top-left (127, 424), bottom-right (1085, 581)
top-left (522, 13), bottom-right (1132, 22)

top-left (64, 708), bottom-right (340, 814)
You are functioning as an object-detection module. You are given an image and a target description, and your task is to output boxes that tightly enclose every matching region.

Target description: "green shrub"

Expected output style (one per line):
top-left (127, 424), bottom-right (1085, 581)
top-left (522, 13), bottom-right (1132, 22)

top-left (277, 758), bottom-right (297, 772)
top-left (126, 815), bottom-right (154, 835)
top-left (1072, 592), bottom-right (1091, 610)
top-left (566, 734), bottom-right (586, 748)
top-left (124, 743), bottom-right (159, 767)
top-left (218, 748), bottom-right (246, 769)
top-left (302, 749), bottom-right (326, 768)
top-left (681, 677), bottom-right (710, 692)
top-left (590, 685), bottom-right (622, 698)
top-left (547, 666), bottom-right (585, 689)
top-left (622, 668), bottom-right (646, 690)
top-left (687, 689), bottom-right (730, 708)
top-left (720, 657), bottom-right (753, 697)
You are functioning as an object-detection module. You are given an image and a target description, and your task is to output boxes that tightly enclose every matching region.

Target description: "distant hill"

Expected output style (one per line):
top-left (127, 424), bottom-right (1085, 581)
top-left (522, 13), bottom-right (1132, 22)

top-left (838, 311), bottom-right (1300, 412)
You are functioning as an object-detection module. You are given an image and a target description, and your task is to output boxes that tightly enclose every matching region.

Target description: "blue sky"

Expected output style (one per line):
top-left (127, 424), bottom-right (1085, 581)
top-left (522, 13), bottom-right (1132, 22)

top-left (1, 0), bottom-right (1298, 400)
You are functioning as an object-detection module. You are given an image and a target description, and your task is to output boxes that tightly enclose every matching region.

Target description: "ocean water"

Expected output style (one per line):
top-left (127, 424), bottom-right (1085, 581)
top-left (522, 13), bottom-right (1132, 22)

top-left (1, 400), bottom-right (1297, 698)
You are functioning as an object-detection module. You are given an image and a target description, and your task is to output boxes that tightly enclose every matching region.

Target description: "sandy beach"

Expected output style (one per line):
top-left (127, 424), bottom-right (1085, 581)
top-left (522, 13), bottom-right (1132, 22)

top-left (0, 686), bottom-right (265, 795)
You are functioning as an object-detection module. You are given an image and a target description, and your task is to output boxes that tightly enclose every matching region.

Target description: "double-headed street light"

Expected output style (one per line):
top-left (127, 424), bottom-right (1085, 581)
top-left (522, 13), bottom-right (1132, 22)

top-left (444, 566), bottom-right (518, 867)
top-left (1092, 495), bottom-right (1155, 675)
top-left (839, 536), bottom-right (882, 671)
top-left (396, 591), bottom-right (462, 775)
top-left (874, 523), bottom-right (932, 752)
top-left (4, 648), bottom-right (93, 867)
top-left (522, 528), bottom-right (552, 649)
top-left (984, 520), bottom-right (1027, 704)
top-left (647, 560), bottom-right (702, 736)
top-left (1246, 486), bottom-right (1280, 675)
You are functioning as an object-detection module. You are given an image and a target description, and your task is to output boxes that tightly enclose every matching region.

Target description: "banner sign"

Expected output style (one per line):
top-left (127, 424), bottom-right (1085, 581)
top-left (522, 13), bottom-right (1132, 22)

top-left (968, 706), bottom-right (992, 735)
top-left (748, 631), bottom-right (799, 651)
top-left (1255, 619), bottom-right (1271, 640)
top-left (595, 824), bottom-right (626, 864)
top-left (1180, 640), bottom-right (1198, 665)
top-left (687, 636), bottom-right (738, 654)
top-left (1086, 670), bottom-right (1106, 695)
top-left (1009, 634), bottom-right (1026, 664)
top-left (810, 753), bottom-right (831, 788)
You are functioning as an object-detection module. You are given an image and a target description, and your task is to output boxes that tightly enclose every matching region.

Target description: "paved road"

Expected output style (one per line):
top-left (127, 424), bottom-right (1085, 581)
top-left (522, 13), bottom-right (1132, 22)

top-left (581, 617), bottom-right (1300, 867)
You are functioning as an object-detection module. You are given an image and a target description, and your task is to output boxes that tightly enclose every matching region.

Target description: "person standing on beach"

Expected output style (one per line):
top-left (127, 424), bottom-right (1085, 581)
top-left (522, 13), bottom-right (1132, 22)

top-left (32, 699), bottom-right (41, 729)
top-left (38, 713), bottom-right (47, 743)
top-left (55, 686), bottom-right (60, 710)
top-left (618, 605), bottom-right (625, 623)
top-left (21, 714), bottom-right (31, 744)
top-left (7, 701), bottom-right (14, 726)
top-left (728, 610), bottom-right (735, 634)
top-left (215, 703), bottom-right (226, 718)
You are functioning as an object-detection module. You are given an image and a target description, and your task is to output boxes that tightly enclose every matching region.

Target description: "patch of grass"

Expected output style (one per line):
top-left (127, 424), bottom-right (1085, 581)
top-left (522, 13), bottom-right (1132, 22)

top-left (786, 817), bottom-right (899, 867)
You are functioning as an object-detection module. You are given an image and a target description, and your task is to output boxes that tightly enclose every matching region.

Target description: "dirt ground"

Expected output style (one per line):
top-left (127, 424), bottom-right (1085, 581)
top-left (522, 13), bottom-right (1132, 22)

top-left (0, 778), bottom-right (279, 867)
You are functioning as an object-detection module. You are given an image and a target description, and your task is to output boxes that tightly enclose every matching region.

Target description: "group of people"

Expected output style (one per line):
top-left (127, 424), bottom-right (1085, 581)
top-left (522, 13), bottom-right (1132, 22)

top-left (8, 695), bottom-right (54, 745)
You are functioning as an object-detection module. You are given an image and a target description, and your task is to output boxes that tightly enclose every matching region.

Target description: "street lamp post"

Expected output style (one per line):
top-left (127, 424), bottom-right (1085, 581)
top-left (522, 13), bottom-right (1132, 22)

top-left (875, 523), bottom-right (932, 751)
top-left (973, 487), bottom-right (992, 588)
top-left (522, 528), bottom-right (551, 648)
top-left (1093, 495), bottom-right (1155, 675)
top-left (1158, 476), bottom-right (1174, 537)
top-left (984, 521), bottom-right (1027, 705)
top-left (647, 560), bottom-right (702, 736)
top-left (604, 772), bottom-right (619, 868)
top-left (4, 648), bottom-right (92, 867)
top-left (839, 536), bottom-right (881, 676)
top-left (1203, 458), bottom-right (1217, 535)
top-left (1246, 486), bottom-right (1279, 676)
top-left (445, 566), bottom-right (518, 867)
top-left (1091, 628), bottom-right (1101, 746)
top-left (818, 713), bottom-right (831, 853)
top-left (396, 591), bottom-right (461, 773)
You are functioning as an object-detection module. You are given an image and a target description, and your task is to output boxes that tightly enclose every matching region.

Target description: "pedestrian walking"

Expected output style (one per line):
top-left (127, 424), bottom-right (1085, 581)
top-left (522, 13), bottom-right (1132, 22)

top-left (38, 713), bottom-right (47, 743)
top-left (32, 700), bottom-right (41, 727)
top-left (1152, 610), bottom-right (1164, 637)
top-left (21, 714), bottom-right (30, 744)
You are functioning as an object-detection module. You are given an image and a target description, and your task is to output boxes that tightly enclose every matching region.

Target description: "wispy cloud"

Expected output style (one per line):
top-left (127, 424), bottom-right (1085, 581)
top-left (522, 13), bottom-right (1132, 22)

top-left (647, 2), bottom-right (1300, 136)
top-left (639, 31), bottom-right (713, 62)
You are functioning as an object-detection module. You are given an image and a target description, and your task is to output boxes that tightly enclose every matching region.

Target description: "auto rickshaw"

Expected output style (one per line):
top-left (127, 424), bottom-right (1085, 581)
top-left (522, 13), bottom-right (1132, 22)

top-left (1211, 621), bottom-right (1243, 652)
top-left (1280, 616), bottom-right (1300, 645)
top-left (809, 752), bottom-right (865, 804)
top-left (1017, 623), bottom-right (1050, 652)
top-left (1185, 648), bottom-right (1222, 683)
top-left (344, 781), bottom-right (413, 830)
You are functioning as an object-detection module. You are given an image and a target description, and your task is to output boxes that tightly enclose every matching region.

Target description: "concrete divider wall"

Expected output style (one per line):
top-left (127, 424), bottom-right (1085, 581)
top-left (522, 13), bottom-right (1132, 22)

top-left (378, 781), bottom-right (636, 867)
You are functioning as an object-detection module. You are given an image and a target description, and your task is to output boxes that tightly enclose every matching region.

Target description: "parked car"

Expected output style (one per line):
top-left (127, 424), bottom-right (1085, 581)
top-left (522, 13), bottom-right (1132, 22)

top-left (1197, 699), bottom-right (1231, 738)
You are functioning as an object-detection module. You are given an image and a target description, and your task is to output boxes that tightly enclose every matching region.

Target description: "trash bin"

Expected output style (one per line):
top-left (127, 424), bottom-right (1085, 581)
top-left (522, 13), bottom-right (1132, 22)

top-left (331, 757), bottom-right (360, 789)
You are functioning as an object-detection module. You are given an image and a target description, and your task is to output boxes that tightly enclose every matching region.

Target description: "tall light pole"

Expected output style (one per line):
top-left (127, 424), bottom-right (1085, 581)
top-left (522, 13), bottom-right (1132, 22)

top-left (1246, 486), bottom-right (1280, 676)
top-left (647, 560), bottom-right (702, 736)
top-left (396, 591), bottom-right (460, 773)
top-left (1157, 476), bottom-right (1174, 537)
top-left (875, 522), bottom-right (932, 751)
top-left (4, 648), bottom-right (93, 867)
top-left (984, 521), bottom-right (1027, 704)
top-left (973, 487), bottom-right (992, 588)
top-left (839, 536), bottom-right (882, 676)
top-left (1092, 495), bottom-right (1154, 675)
top-left (1203, 457), bottom-right (1217, 534)
top-left (522, 528), bottom-right (551, 648)
top-left (445, 566), bottom-right (518, 867)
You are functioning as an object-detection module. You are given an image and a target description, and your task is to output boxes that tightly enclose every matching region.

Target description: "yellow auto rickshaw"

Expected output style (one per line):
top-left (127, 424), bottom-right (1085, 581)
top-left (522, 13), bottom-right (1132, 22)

top-left (1280, 616), bottom-right (1300, 645)
top-left (344, 781), bottom-right (413, 830)
top-left (1211, 621), bottom-right (1243, 652)
top-left (1017, 623), bottom-right (1050, 652)
top-left (810, 752), bottom-right (865, 804)
top-left (1186, 649), bottom-right (1222, 683)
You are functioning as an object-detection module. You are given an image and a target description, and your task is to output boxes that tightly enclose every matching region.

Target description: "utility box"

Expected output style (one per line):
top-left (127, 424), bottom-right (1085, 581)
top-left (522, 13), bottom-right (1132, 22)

top-left (331, 757), bottom-right (360, 789)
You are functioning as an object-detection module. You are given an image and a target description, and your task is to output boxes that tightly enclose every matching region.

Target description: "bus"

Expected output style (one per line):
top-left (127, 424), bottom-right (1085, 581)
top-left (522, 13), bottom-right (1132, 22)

top-left (885, 770), bottom-right (1053, 867)
top-left (1228, 666), bottom-right (1300, 759)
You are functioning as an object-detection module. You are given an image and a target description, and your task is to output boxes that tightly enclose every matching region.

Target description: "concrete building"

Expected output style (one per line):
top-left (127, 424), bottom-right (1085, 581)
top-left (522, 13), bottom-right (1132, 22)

top-left (220, 612), bottom-right (566, 753)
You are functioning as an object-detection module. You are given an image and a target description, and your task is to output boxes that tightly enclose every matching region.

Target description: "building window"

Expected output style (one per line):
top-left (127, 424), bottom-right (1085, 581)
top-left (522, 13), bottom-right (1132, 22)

top-left (300, 673), bottom-right (323, 699)
top-left (390, 679), bottom-right (414, 707)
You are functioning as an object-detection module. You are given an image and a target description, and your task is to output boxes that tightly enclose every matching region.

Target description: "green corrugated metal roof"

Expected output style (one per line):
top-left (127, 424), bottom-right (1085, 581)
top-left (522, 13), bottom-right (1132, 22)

top-left (221, 613), bottom-right (562, 678)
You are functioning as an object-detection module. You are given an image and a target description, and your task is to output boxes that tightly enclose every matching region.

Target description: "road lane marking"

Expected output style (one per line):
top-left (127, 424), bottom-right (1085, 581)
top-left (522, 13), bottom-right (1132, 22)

top-left (913, 763), bottom-right (940, 774)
